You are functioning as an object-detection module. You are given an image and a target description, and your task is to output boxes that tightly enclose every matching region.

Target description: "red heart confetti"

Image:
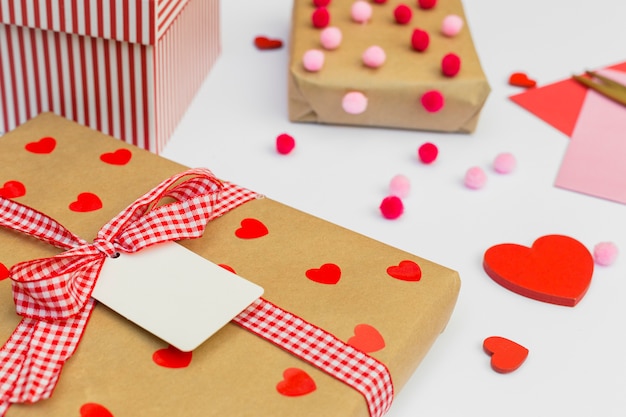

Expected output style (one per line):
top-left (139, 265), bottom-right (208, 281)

top-left (80, 403), bottom-right (114, 417)
top-left (483, 336), bottom-right (529, 373)
top-left (152, 344), bottom-right (193, 368)
top-left (276, 368), bottom-right (317, 396)
top-left (305, 263), bottom-right (341, 285)
top-left (235, 218), bottom-right (269, 239)
top-left (0, 180), bottom-right (26, 198)
top-left (483, 234), bottom-right (594, 306)
top-left (219, 264), bottom-right (236, 274)
top-left (254, 36), bottom-right (283, 50)
top-left (100, 148), bottom-right (132, 165)
top-left (0, 263), bottom-right (9, 280)
top-left (69, 192), bottom-right (103, 212)
top-left (509, 72), bottom-right (537, 88)
top-left (25, 136), bottom-right (56, 154)
top-left (347, 324), bottom-right (386, 353)
top-left (386, 260), bottom-right (422, 282)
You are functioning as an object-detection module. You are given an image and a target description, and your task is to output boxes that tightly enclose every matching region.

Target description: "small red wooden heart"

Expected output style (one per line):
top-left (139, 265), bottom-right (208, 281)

top-left (152, 344), bottom-right (193, 368)
top-left (100, 148), bottom-right (132, 165)
top-left (0, 262), bottom-right (9, 280)
top-left (25, 136), bottom-right (56, 154)
top-left (386, 260), bottom-right (422, 281)
top-left (483, 336), bottom-right (528, 373)
top-left (276, 368), bottom-right (316, 396)
top-left (509, 72), bottom-right (537, 88)
top-left (69, 192), bottom-right (103, 212)
top-left (80, 403), bottom-right (114, 417)
top-left (347, 324), bottom-right (386, 353)
top-left (306, 263), bottom-right (341, 285)
top-left (254, 36), bottom-right (283, 50)
top-left (483, 234), bottom-right (593, 306)
top-left (235, 218), bottom-right (268, 239)
top-left (0, 180), bottom-right (26, 198)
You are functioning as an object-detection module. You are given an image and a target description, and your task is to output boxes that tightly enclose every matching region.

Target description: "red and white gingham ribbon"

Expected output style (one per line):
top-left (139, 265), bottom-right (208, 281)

top-left (0, 169), bottom-right (393, 417)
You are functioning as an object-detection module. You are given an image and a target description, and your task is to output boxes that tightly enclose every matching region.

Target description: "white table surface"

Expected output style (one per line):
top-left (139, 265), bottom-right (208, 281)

top-left (162, 1), bottom-right (626, 416)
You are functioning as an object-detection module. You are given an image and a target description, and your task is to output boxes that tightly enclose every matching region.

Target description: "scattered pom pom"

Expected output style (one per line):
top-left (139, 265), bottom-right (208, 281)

top-left (312, 7), bottom-right (330, 28)
top-left (342, 92), bottom-right (368, 114)
top-left (313, 0), bottom-right (331, 7)
top-left (417, 0), bottom-right (437, 9)
top-left (362, 45), bottom-right (386, 68)
top-left (373, 0), bottom-right (388, 3)
top-left (380, 196), bottom-right (404, 219)
top-left (394, 4), bottom-right (412, 24)
top-left (441, 53), bottom-right (461, 77)
top-left (389, 174), bottom-right (410, 198)
top-left (594, 242), bottom-right (618, 266)
top-left (276, 133), bottom-right (296, 155)
top-left (411, 29), bottom-right (430, 52)
top-left (421, 90), bottom-right (444, 113)
top-left (493, 152), bottom-right (516, 174)
top-left (302, 49), bottom-right (325, 72)
top-left (320, 27), bottom-right (342, 50)
top-left (418, 142), bottom-right (438, 164)
top-left (441, 14), bottom-right (463, 37)
top-left (464, 166), bottom-right (487, 189)
top-left (351, 1), bottom-right (372, 23)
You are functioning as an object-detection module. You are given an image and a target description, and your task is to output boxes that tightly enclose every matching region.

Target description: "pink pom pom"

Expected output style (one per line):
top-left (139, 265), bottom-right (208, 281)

top-left (362, 45), bottom-right (386, 68)
top-left (441, 53), bottom-right (461, 77)
top-left (594, 242), bottom-right (618, 266)
top-left (418, 142), bottom-right (438, 164)
top-left (302, 49), bottom-right (325, 72)
top-left (342, 92), bottom-right (368, 114)
top-left (418, 0), bottom-right (437, 9)
top-left (464, 167), bottom-right (487, 189)
top-left (411, 29), bottom-right (430, 52)
top-left (276, 133), bottom-right (296, 155)
top-left (312, 7), bottom-right (330, 28)
top-left (351, 1), bottom-right (372, 23)
top-left (394, 4), bottom-right (412, 24)
top-left (441, 14), bottom-right (463, 37)
top-left (421, 90), bottom-right (444, 113)
top-left (380, 196), bottom-right (404, 219)
top-left (493, 152), bottom-right (516, 174)
top-left (320, 27), bottom-right (342, 49)
top-left (389, 174), bottom-right (410, 198)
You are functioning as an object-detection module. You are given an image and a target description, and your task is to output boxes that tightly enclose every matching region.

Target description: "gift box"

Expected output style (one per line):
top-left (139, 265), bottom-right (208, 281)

top-left (0, 0), bottom-right (219, 153)
top-left (288, 0), bottom-right (490, 133)
top-left (0, 113), bottom-right (460, 417)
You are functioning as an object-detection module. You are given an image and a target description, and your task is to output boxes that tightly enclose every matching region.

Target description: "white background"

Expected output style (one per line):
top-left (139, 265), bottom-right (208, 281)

top-left (162, 1), bottom-right (626, 416)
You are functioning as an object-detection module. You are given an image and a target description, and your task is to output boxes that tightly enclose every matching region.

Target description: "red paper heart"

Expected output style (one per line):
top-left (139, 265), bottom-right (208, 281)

top-left (254, 36), bottom-right (283, 50)
top-left (276, 368), bottom-right (316, 396)
top-left (25, 136), bottom-right (56, 154)
top-left (509, 72), bottom-right (537, 88)
top-left (100, 148), bottom-right (132, 165)
top-left (0, 263), bottom-right (9, 280)
top-left (152, 344), bottom-right (193, 368)
top-left (219, 264), bottom-right (236, 274)
top-left (235, 218), bottom-right (268, 239)
top-left (483, 336), bottom-right (529, 373)
top-left (347, 324), bottom-right (386, 353)
top-left (483, 234), bottom-right (594, 306)
top-left (305, 263), bottom-right (341, 285)
top-left (69, 192), bottom-right (103, 212)
top-left (80, 403), bottom-right (114, 417)
top-left (386, 260), bottom-right (422, 281)
top-left (0, 180), bottom-right (26, 198)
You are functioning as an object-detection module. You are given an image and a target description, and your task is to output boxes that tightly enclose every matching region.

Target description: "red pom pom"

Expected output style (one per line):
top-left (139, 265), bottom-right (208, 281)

top-left (380, 196), bottom-right (404, 220)
top-left (441, 53), bottom-right (461, 77)
top-left (276, 133), bottom-right (296, 154)
top-left (313, 0), bottom-right (331, 6)
top-left (421, 90), bottom-right (444, 113)
top-left (411, 29), bottom-right (430, 52)
top-left (312, 7), bottom-right (330, 28)
top-left (373, 0), bottom-right (387, 3)
top-left (418, 142), bottom-right (438, 164)
top-left (394, 4), bottom-right (412, 24)
top-left (417, 0), bottom-right (437, 9)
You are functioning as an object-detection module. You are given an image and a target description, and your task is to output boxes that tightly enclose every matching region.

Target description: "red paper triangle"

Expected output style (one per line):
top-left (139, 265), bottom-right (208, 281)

top-left (608, 61), bottom-right (626, 72)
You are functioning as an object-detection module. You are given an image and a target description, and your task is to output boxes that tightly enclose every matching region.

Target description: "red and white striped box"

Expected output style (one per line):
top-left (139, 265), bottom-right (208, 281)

top-left (0, 0), bottom-right (220, 153)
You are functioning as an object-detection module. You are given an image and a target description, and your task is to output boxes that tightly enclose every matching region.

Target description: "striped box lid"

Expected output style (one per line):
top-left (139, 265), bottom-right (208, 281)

top-left (0, 0), bottom-right (190, 45)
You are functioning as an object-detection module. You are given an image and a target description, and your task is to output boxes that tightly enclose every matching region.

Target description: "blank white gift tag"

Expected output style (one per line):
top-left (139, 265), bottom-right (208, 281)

top-left (93, 242), bottom-right (264, 352)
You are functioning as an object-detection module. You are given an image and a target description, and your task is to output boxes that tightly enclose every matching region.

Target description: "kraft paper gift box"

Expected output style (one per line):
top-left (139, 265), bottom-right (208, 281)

top-left (0, 113), bottom-right (460, 417)
top-left (289, 0), bottom-right (490, 133)
top-left (0, 0), bottom-right (219, 153)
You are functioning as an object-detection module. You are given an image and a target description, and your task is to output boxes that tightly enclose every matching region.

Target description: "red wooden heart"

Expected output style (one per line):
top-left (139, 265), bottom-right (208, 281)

top-left (0, 262), bottom-right (9, 280)
top-left (80, 403), bottom-right (114, 417)
top-left (347, 324), bottom-right (385, 353)
top-left (386, 260), bottom-right (422, 281)
top-left (25, 136), bottom-right (56, 154)
top-left (152, 344), bottom-right (193, 368)
top-left (0, 180), bottom-right (26, 198)
top-left (483, 234), bottom-right (594, 306)
top-left (276, 368), bottom-right (316, 396)
top-left (100, 148), bottom-right (132, 165)
top-left (69, 192), bottom-right (103, 212)
top-left (509, 72), bottom-right (536, 88)
top-left (305, 263), bottom-right (341, 285)
top-left (235, 218), bottom-right (268, 239)
top-left (254, 36), bottom-right (283, 50)
top-left (483, 336), bottom-right (528, 373)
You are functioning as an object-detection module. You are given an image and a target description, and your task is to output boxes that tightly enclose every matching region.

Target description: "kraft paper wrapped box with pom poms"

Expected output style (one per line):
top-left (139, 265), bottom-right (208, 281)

top-left (0, 113), bottom-right (460, 417)
top-left (288, 0), bottom-right (491, 133)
